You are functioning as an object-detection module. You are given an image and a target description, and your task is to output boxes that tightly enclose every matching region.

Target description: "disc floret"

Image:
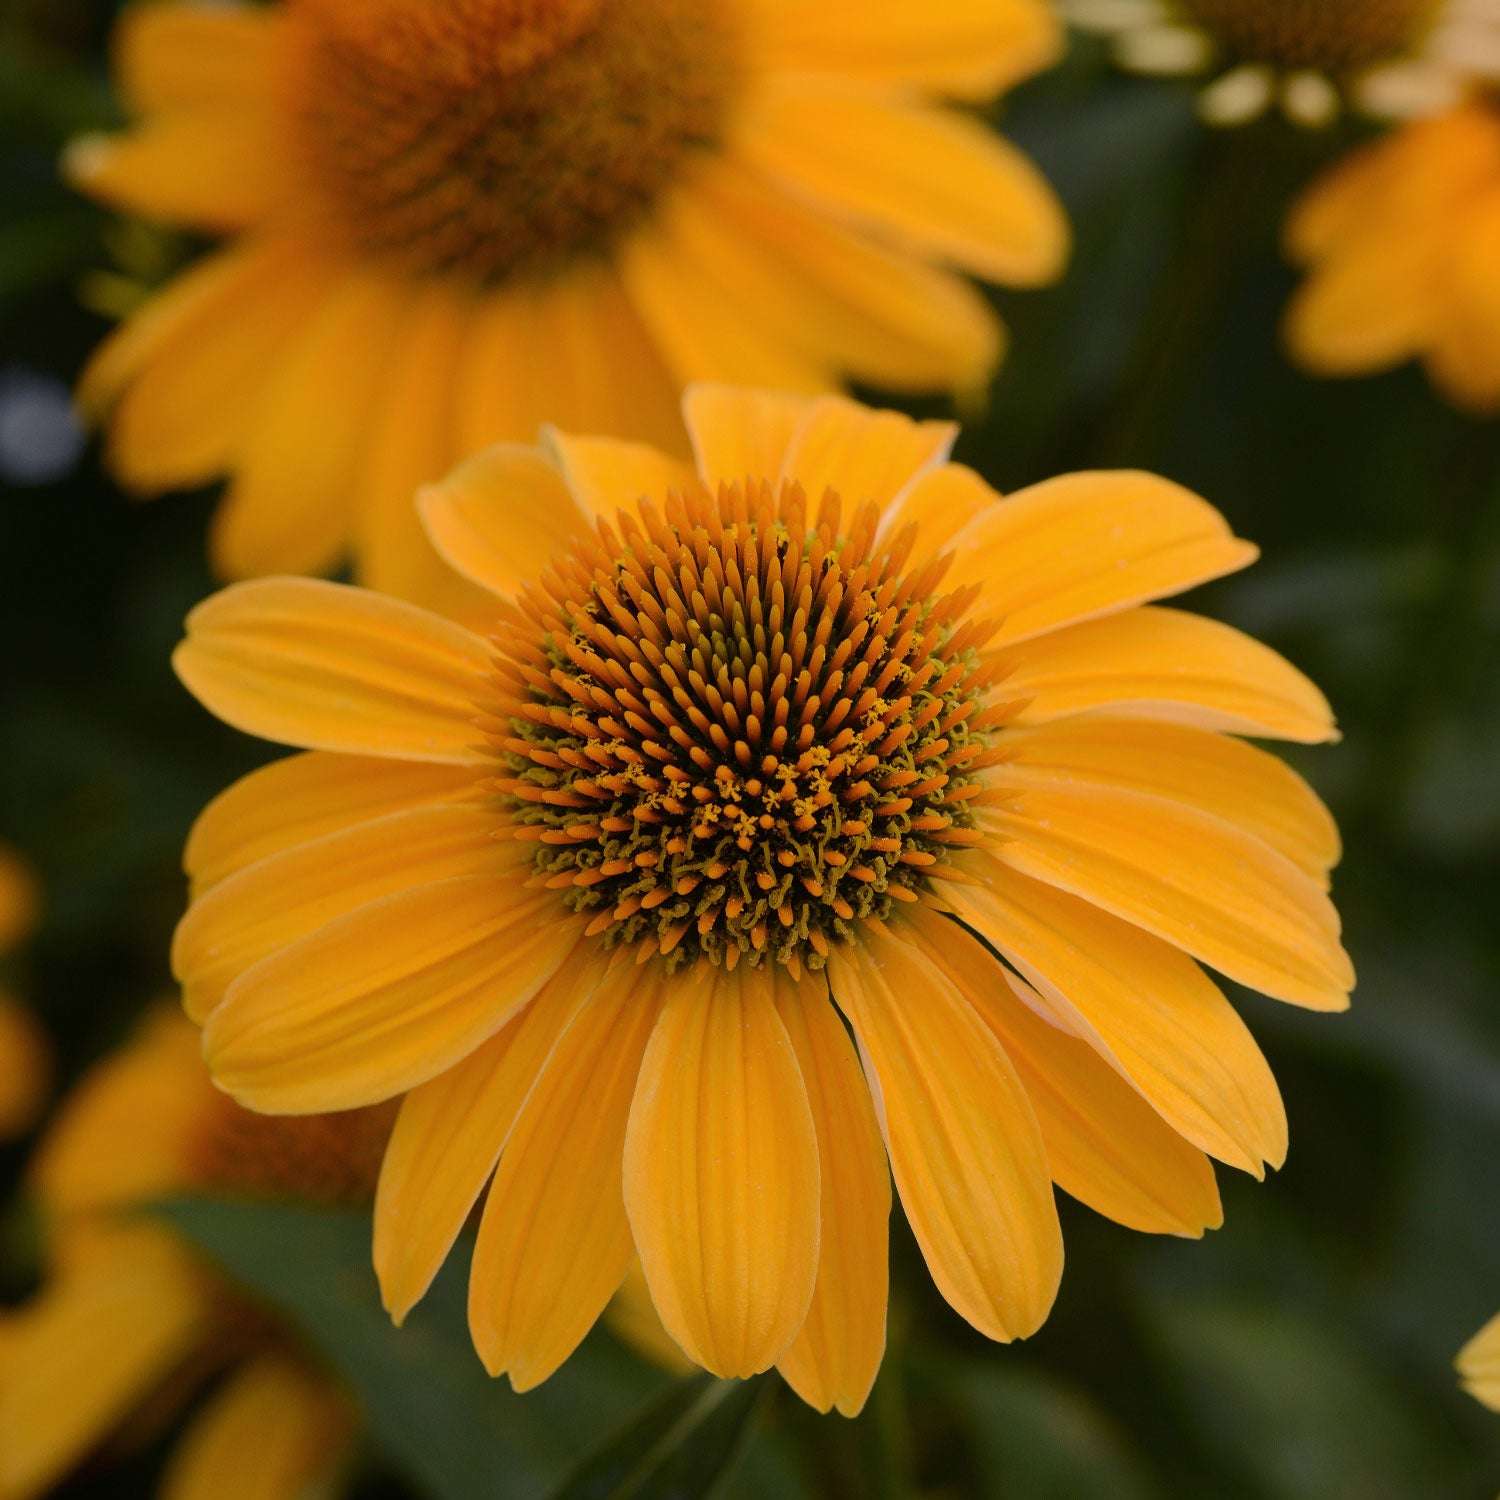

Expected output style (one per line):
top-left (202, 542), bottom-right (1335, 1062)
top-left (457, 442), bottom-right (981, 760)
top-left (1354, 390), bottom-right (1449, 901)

top-left (492, 480), bottom-right (1010, 973)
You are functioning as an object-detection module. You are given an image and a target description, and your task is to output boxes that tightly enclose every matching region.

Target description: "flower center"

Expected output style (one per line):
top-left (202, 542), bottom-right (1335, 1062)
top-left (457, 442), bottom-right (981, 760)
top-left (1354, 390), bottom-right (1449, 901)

top-left (493, 480), bottom-right (1007, 974)
top-left (286, 0), bottom-right (739, 282)
top-left (190, 1095), bottom-right (395, 1206)
top-left (1177, 0), bottom-right (1445, 70)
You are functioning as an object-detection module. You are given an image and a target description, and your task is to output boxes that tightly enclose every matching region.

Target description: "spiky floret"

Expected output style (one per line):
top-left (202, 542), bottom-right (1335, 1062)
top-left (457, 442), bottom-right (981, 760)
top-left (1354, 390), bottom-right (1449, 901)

top-left (288, 0), bottom-right (739, 281)
top-left (1178, 0), bottom-right (1445, 70)
top-left (490, 480), bottom-right (1014, 974)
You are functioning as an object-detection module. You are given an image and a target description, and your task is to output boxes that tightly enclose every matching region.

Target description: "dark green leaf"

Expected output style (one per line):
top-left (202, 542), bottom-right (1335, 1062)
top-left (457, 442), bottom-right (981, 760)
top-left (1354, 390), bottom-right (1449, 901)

top-left (154, 1197), bottom-right (670, 1500)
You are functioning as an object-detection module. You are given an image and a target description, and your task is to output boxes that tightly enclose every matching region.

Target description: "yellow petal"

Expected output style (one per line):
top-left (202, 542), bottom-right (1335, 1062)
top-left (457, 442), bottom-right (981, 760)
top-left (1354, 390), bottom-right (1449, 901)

top-left (31, 1008), bottom-right (209, 1214)
top-left (617, 215), bottom-right (833, 392)
top-left (103, 237), bottom-right (331, 493)
top-left (993, 718), bottom-right (1341, 879)
top-left (1283, 136), bottom-right (1398, 264)
top-left (210, 272), bottom-right (410, 578)
top-left (116, 1), bottom-right (283, 115)
top-left (543, 429), bottom-right (696, 520)
top-left (174, 578), bottom-right (494, 763)
top-left (905, 907), bottom-right (1222, 1236)
top-left (1458, 1312), bottom-right (1500, 1412)
top-left (998, 605), bottom-right (1338, 742)
top-left (419, 444), bottom-right (590, 601)
top-left (989, 783), bottom-right (1353, 1009)
top-left (947, 472), bottom-right (1257, 643)
top-left (174, 803), bottom-right (513, 1022)
top-left (375, 945), bottom-right (607, 1323)
top-left (1427, 191), bottom-right (1500, 414)
top-left (605, 1260), bottom-right (696, 1375)
top-left (781, 395), bottom-right (955, 512)
top-left (63, 112), bottom-right (284, 232)
top-left (0, 1228), bottom-right (210, 1500)
top-left (683, 385), bottom-right (814, 487)
top-left (743, 0), bottom-right (1061, 99)
top-left (773, 976), bottom-right (891, 1417)
top-left (830, 921), bottom-right (1062, 1342)
top-left (687, 159), bottom-right (1002, 393)
top-left (623, 964), bottom-right (819, 1377)
top-left (737, 85), bottom-right (1068, 285)
top-left (161, 1355), bottom-right (355, 1500)
top-left (0, 992), bottom-right (49, 1140)
top-left (470, 967), bottom-right (662, 1390)
top-left (936, 859), bottom-right (1289, 1173)
top-left (185, 751), bottom-right (478, 895)
top-left (204, 877), bottom-right (574, 1113)
top-left (880, 463), bottom-right (998, 552)
top-left (353, 278), bottom-right (486, 613)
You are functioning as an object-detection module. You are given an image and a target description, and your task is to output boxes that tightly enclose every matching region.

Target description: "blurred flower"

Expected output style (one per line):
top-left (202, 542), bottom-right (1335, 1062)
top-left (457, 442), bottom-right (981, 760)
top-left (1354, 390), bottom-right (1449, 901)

top-left (0, 1008), bottom-right (386, 1499)
top-left (1458, 1312), bottom-right (1500, 1410)
top-left (0, 848), bottom-right (49, 1141)
top-left (1062, 0), bottom-right (1500, 125)
top-left (168, 386), bottom-right (1352, 1414)
top-left (1283, 99), bottom-right (1500, 412)
top-left (65, 0), bottom-right (1068, 607)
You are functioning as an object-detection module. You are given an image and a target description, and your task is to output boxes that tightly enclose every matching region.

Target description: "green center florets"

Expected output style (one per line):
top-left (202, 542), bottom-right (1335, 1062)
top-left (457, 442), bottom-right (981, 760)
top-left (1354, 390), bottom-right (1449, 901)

top-left (492, 482), bottom-right (995, 972)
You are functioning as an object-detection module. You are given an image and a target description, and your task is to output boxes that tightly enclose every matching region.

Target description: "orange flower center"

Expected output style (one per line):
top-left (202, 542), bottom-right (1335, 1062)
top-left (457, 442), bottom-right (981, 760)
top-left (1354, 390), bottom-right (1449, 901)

top-left (1178, 0), bottom-right (1445, 70)
top-left (285, 0), bottom-right (739, 282)
top-left (493, 480), bottom-right (1011, 974)
top-left (189, 1094), bottom-right (395, 1207)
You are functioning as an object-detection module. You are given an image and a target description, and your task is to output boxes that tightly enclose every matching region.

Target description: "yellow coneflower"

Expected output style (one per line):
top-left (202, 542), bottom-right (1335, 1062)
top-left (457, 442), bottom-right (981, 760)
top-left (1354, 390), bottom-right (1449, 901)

top-left (1283, 99), bottom-right (1500, 412)
top-left (1459, 1312), bottom-right (1500, 1411)
top-left (1063, 0), bottom-right (1500, 125)
top-left (66, 0), bottom-right (1068, 606)
top-left (0, 1008), bottom-right (383, 1500)
top-left (0, 848), bottom-right (49, 1141)
top-left (169, 386), bottom-right (1352, 1416)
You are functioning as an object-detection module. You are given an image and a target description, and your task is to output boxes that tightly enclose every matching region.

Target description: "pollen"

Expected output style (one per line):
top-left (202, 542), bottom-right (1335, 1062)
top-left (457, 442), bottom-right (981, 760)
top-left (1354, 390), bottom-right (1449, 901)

top-left (490, 479), bottom-right (1011, 975)
top-left (190, 1093), bottom-right (396, 1206)
top-left (1179, 0), bottom-right (1445, 70)
top-left (286, 0), bottom-right (739, 282)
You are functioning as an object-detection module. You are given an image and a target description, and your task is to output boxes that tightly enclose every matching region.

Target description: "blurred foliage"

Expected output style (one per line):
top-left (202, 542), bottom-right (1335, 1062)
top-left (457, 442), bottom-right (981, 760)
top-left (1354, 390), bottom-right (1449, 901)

top-left (2, 8), bottom-right (1499, 1499)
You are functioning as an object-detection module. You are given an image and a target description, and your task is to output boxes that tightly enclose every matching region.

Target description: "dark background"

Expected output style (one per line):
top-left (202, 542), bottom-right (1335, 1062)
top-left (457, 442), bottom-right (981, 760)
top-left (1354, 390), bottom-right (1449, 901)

top-left (2, 3), bottom-right (1498, 1495)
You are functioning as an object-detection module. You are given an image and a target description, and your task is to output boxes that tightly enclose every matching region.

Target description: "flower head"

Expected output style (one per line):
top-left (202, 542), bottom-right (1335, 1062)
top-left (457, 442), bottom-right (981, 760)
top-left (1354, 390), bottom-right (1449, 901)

top-left (0, 847), bottom-right (48, 1141)
top-left (67, 0), bottom-right (1067, 602)
top-left (1065, 0), bottom-right (1500, 124)
top-left (1459, 1311), bottom-right (1500, 1410)
top-left (1283, 99), bottom-right (1500, 411)
top-left (0, 1008), bottom-right (380, 1499)
top-left (171, 386), bottom-right (1352, 1414)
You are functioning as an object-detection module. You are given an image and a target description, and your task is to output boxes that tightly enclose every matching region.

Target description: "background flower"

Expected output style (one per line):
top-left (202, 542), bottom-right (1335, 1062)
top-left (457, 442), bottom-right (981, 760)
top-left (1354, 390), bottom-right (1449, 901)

top-left (64, 0), bottom-right (1068, 603)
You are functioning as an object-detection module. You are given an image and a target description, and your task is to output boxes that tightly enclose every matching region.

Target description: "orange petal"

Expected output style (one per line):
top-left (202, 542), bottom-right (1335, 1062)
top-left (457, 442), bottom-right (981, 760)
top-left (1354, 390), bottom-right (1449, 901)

top-left (204, 877), bottom-right (574, 1113)
top-left (880, 463), bottom-right (998, 553)
top-left (623, 964), bottom-right (819, 1377)
top-left (904, 908), bottom-right (1222, 1236)
top-left (184, 752), bottom-right (478, 895)
top-left (419, 444), bottom-right (590, 600)
top-left (773, 974), bottom-right (891, 1417)
top-left (947, 472), bottom-right (1257, 643)
top-left (988, 783), bottom-right (1353, 1009)
top-left (992, 718), bottom-right (1341, 880)
top-left (209, 272), bottom-right (410, 578)
top-left (683, 385), bottom-right (814, 488)
top-left (160, 1354), bottom-right (355, 1500)
top-left (738, 85), bottom-right (1068, 285)
top-left (781, 395), bottom-right (955, 511)
top-left (829, 922), bottom-right (1062, 1342)
top-left (174, 578), bottom-right (494, 763)
top-left (543, 429), bottom-right (696, 520)
top-left (1458, 1312), bottom-right (1500, 1412)
top-left (116, 1), bottom-right (283, 115)
top-left (174, 803), bottom-right (513, 1022)
top-left (374, 946), bottom-right (607, 1323)
top-left (998, 605), bottom-right (1338, 743)
top-left (470, 966), bottom-right (662, 1390)
top-left (937, 859), bottom-right (1288, 1174)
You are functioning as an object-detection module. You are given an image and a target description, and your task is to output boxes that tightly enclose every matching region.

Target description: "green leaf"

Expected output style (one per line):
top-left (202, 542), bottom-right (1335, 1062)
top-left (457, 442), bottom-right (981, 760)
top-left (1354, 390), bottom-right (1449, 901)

top-left (552, 1374), bottom-right (771, 1500)
top-left (154, 1197), bottom-right (670, 1500)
